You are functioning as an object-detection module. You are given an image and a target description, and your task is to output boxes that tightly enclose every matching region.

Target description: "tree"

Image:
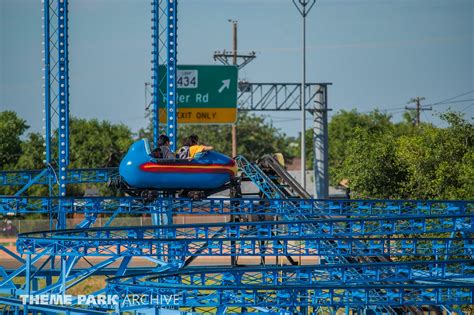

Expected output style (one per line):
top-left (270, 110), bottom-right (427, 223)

top-left (335, 127), bottom-right (407, 199)
top-left (0, 111), bottom-right (29, 169)
top-left (68, 118), bottom-right (133, 168)
top-left (333, 110), bottom-right (473, 200)
top-left (13, 132), bottom-right (50, 196)
top-left (300, 109), bottom-right (395, 184)
top-left (16, 133), bottom-right (46, 170)
top-left (5, 118), bottom-right (134, 170)
top-left (395, 112), bottom-right (473, 199)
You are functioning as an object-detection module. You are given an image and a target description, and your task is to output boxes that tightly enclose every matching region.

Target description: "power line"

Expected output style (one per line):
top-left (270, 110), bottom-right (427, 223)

top-left (361, 90), bottom-right (474, 114)
top-left (427, 89), bottom-right (474, 106)
top-left (426, 98), bottom-right (474, 107)
top-left (376, 98), bottom-right (474, 113)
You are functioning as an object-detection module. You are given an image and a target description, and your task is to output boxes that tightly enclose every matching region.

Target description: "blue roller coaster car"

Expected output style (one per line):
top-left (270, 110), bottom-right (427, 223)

top-left (116, 139), bottom-right (239, 198)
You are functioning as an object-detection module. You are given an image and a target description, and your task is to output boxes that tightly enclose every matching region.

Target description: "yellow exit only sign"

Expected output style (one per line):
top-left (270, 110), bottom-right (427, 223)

top-left (158, 108), bottom-right (237, 124)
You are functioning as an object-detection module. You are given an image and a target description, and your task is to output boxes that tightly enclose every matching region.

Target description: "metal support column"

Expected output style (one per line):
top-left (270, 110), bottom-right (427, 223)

top-left (166, 0), bottom-right (177, 151)
top-left (43, 0), bottom-right (51, 171)
top-left (151, 0), bottom-right (160, 147)
top-left (57, 0), bottom-right (70, 228)
top-left (25, 254), bottom-right (31, 314)
top-left (313, 85), bottom-right (329, 199)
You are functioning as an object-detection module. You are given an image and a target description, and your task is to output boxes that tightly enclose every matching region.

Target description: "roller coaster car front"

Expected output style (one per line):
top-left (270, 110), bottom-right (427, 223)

top-left (111, 139), bottom-right (240, 199)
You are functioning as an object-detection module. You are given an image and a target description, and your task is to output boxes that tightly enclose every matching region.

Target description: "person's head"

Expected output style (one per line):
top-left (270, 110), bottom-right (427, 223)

top-left (157, 134), bottom-right (170, 147)
top-left (182, 137), bottom-right (191, 147)
top-left (188, 134), bottom-right (199, 146)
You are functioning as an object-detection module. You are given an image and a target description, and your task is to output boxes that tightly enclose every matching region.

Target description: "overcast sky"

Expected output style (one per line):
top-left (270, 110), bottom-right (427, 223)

top-left (1, 0), bottom-right (472, 137)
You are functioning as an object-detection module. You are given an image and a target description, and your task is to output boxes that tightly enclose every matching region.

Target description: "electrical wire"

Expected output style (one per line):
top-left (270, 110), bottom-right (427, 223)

top-left (360, 90), bottom-right (474, 114)
top-left (425, 98), bottom-right (474, 107)
top-left (425, 90), bottom-right (474, 106)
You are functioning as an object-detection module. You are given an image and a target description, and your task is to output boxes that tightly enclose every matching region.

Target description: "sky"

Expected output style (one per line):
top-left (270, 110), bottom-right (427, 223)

top-left (1, 0), bottom-right (473, 138)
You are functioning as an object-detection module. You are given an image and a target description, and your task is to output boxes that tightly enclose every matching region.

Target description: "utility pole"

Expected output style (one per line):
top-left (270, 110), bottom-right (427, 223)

top-left (292, 0), bottom-right (316, 189)
top-left (231, 21), bottom-right (238, 157)
top-left (214, 20), bottom-right (256, 157)
top-left (406, 97), bottom-right (431, 126)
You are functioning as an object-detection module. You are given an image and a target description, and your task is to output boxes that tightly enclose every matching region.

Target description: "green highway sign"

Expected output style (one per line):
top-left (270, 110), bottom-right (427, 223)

top-left (159, 65), bottom-right (238, 123)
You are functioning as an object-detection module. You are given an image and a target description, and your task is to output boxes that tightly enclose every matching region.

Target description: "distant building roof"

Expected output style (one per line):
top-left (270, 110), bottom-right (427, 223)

top-left (286, 157), bottom-right (301, 171)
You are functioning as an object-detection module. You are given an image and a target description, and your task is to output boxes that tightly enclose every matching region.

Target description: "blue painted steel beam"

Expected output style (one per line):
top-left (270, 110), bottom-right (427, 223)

top-left (0, 297), bottom-right (108, 314)
top-left (0, 197), bottom-right (471, 216)
top-left (12, 212), bottom-right (473, 238)
top-left (110, 260), bottom-right (474, 285)
top-left (151, 0), bottom-right (159, 147)
top-left (34, 256), bottom-right (121, 295)
top-left (107, 279), bottom-right (474, 309)
top-left (43, 0), bottom-right (51, 167)
top-left (57, 0), bottom-right (69, 199)
top-left (236, 156), bottom-right (285, 199)
top-left (13, 169), bottom-right (49, 196)
top-left (0, 168), bottom-right (118, 187)
top-left (166, 0), bottom-right (177, 151)
top-left (16, 222), bottom-right (474, 257)
top-left (0, 169), bottom-right (50, 186)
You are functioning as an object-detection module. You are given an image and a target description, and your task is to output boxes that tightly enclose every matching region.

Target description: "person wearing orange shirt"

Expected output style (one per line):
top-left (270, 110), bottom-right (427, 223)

top-left (188, 134), bottom-right (213, 158)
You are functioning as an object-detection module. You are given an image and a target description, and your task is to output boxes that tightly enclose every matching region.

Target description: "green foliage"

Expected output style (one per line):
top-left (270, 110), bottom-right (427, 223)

top-left (302, 109), bottom-right (396, 184)
top-left (0, 111), bottom-right (29, 169)
top-left (336, 128), bottom-right (407, 199)
top-left (332, 110), bottom-right (473, 200)
top-left (395, 112), bottom-right (474, 199)
top-left (65, 118), bottom-right (133, 196)
top-left (0, 113), bottom-right (133, 197)
top-left (16, 133), bottom-right (45, 170)
top-left (328, 109), bottom-right (393, 169)
top-left (69, 118), bottom-right (133, 168)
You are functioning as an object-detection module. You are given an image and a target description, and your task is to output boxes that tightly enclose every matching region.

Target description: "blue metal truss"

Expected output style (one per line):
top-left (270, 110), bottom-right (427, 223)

top-left (0, 168), bottom-right (117, 187)
top-left (106, 261), bottom-right (474, 310)
top-left (3, 198), bottom-right (471, 313)
top-left (111, 260), bottom-right (474, 285)
top-left (235, 156), bottom-right (286, 199)
top-left (0, 297), bottom-right (108, 314)
top-left (15, 222), bottom-right (474, 258)
top-left (42, 0), bottom-right (70, 199)
top-left (3, 207), bottom-right (473, 314)
top-left (57, 0), bottom-right (69, 203)
top-left (151, 0), bottom-right (160, 147)
top-left (107, 281), bottom-right (474, 310)
top-left (38, 0), bottom-right (72, 236)
top-left (166, 0), bottom-right (178, 151)
top-left (1, 197), bottom-right (470, 217)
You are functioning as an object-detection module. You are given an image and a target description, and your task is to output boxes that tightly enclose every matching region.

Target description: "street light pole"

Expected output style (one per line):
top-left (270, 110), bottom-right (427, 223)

top-left (292, 0), bottom-right (316, 189)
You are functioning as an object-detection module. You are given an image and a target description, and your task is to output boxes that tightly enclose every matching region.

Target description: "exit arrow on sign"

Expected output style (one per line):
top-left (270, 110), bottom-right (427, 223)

top-left (218, 79), bottom-right (231, 93)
